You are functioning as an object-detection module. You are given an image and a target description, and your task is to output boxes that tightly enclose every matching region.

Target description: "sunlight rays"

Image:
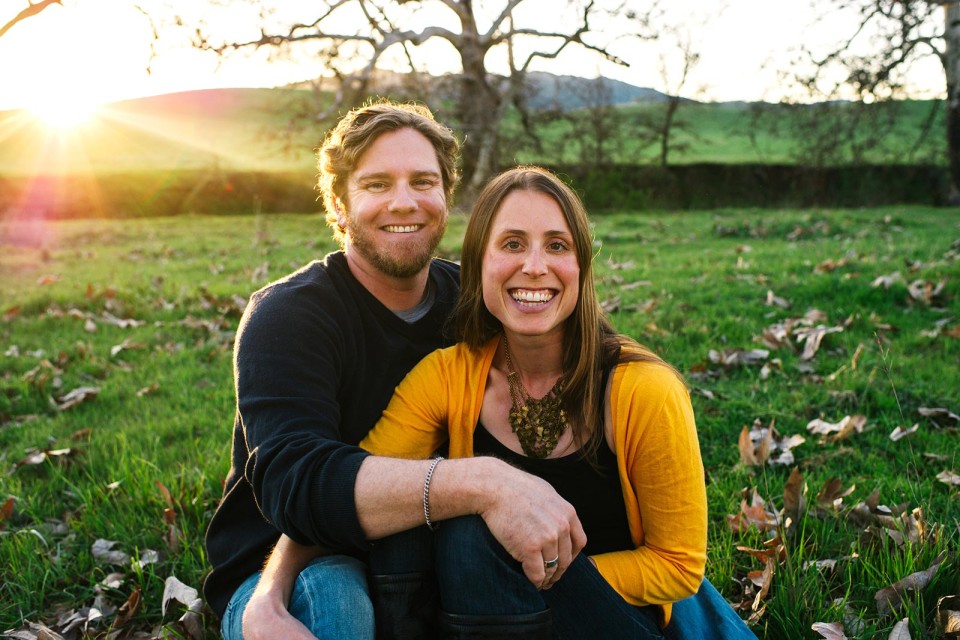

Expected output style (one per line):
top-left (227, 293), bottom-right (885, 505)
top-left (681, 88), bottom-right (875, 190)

top-left (97, 102), bottom-right (268, 170)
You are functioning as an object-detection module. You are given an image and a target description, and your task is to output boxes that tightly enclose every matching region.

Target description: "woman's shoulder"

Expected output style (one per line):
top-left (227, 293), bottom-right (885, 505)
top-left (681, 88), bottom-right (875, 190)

top-left (612, 357), bottom-right (687, 398)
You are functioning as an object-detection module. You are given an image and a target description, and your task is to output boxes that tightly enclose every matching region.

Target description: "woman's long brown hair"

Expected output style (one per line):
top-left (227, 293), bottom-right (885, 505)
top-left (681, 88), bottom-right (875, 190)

top-left (452, 166), bottom-right (678, 461)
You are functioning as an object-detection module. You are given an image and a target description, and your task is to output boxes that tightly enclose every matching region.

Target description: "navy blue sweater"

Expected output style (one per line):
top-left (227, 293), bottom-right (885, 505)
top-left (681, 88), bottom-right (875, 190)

top-left (203, 252), bottom-right (459, 617)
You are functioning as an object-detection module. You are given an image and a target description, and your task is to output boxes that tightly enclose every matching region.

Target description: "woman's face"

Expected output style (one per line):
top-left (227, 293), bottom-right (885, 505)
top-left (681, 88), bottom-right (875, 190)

top-left (481, 189), bottom-right (580, 342)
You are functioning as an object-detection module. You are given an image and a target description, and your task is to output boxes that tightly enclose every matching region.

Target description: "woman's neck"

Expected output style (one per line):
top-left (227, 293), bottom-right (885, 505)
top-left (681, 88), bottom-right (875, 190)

top-left (501, 331), bottom-right (565, 397)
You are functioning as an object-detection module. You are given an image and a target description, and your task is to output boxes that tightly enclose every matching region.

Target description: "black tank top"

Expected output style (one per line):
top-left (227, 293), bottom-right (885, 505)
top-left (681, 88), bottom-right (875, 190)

top-left (472, 365), bottom-right (633, 556)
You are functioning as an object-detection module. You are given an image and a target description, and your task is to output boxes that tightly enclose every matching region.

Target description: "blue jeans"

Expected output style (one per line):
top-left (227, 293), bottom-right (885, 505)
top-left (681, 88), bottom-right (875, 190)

top-left (434, 516), bottom-right (664, 639)
top-left (220, 554), bottom-right (375, 640)
top-left (432, 516), bottom-right (757, 639)
top-left (665, 579), bottom-right (758, 639)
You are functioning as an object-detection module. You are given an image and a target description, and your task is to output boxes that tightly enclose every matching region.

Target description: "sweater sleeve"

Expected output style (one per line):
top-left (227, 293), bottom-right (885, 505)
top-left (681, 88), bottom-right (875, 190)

top-left (360, 340), bottom-right (493, 459)
top-left (238, 280), bottom-right (369, 551)
top-left (360, 350), bottom-right (450, 459)
top-left (591, 362), bottom-right (707, 608)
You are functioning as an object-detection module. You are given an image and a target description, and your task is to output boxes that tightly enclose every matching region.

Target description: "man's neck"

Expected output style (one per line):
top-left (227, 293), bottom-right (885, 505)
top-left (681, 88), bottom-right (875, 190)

top-left (343, 250), bottom-right (431, 312)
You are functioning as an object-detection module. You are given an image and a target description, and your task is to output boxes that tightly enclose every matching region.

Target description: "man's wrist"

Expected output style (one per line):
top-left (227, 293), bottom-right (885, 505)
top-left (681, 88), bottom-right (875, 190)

top-left (452, 456), bottom-right (509, 517)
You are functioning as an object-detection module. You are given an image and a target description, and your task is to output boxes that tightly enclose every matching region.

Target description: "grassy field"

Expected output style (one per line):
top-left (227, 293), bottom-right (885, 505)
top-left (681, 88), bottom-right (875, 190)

top-left (1, 205), bottom-right (958, 638)
top-left (0, 89), bottom-right (946, 177)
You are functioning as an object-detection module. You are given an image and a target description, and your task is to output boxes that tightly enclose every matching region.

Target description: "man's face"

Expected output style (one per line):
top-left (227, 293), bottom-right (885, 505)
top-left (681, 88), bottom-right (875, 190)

top-left (342, 127), bottom-right (448, 279)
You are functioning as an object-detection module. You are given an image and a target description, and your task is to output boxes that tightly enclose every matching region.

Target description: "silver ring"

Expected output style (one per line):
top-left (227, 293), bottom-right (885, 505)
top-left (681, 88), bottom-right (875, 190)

top-left (544, 555), bottom-right (560, 570)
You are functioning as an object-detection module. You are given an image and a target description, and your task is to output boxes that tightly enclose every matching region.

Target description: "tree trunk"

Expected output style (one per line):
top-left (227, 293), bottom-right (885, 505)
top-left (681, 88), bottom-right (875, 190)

top-left (452, 9), bottom-right (501, 211)
top-left (944, 2), bottom-right (960, 203)
top-left (660, 96), bottom-right (681, 167)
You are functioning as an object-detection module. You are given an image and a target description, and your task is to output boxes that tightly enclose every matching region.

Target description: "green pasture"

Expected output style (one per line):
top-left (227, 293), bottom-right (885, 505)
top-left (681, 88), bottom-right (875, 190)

top-left (0, 89), bottom-right (945, 176)
top-left (1, 206), bottom-right (958, 637)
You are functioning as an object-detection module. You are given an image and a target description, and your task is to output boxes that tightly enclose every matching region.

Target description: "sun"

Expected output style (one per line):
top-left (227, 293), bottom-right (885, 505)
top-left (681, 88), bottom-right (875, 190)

top-left (27, 95), bottom-right (102, 131)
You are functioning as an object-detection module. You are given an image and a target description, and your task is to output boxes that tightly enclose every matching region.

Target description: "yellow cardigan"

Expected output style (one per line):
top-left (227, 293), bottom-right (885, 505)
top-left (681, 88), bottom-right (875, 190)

top-left (360, 337), bottom-right (707, 623)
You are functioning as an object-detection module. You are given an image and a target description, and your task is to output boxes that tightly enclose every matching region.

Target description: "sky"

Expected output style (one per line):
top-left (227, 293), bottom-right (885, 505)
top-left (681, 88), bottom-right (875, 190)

top-left (0, 0), bottom-right (947, 116)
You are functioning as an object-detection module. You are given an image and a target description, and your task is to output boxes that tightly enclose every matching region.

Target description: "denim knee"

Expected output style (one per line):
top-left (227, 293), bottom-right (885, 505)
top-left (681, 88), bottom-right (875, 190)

top-left (291, 555), bottom-right (375, 639)
top-left (220, 554), bottom-right (374, 640)
top-left (435, 515), bottom-right (544, 616)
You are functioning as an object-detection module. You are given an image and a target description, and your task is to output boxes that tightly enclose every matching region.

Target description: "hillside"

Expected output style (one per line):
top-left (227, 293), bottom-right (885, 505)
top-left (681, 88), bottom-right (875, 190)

top-left (0, 83), bottom-right (945, 178)
top-left (0, 88), bottom-right (326, 176)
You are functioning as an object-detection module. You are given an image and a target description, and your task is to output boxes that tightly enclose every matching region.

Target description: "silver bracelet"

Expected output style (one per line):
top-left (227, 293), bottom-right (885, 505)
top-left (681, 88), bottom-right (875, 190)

top-left (423, 456), bottom-right (444, 531)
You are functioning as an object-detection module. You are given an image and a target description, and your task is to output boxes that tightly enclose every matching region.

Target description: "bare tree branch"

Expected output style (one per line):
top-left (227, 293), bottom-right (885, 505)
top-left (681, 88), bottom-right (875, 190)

top-left (150, 0), bottom-right (660, 205)
top-left (0, 0), bottom-right (62, 39)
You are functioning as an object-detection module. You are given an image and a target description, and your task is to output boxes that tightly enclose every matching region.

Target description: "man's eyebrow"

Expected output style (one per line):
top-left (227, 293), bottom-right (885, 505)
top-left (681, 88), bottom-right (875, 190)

top-left (354, 169), bottom-right (441, 181)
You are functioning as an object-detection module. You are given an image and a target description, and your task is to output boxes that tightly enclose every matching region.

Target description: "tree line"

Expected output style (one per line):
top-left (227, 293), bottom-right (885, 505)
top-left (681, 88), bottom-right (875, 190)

top-left (5, 0), bottom-right (959, 204)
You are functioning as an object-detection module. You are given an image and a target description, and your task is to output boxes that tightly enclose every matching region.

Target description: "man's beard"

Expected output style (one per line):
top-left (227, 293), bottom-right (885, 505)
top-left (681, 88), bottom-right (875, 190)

top-left (346, 217), bottom-right (447, 279)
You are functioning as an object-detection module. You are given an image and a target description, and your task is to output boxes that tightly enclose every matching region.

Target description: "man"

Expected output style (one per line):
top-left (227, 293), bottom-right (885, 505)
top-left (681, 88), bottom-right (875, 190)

top-left (204, 102), bottom-right (585, 639)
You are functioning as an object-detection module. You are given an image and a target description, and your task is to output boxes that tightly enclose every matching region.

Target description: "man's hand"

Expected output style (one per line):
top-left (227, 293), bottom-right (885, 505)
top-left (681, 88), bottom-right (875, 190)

top-left (242, 590), bottom-right (316, 640)
top-left (241, 536), bottom-right (325, 640)
top-left (475, 459), bottom-right (587, 590)
top-left (354, 456), bottom-right (586, 590)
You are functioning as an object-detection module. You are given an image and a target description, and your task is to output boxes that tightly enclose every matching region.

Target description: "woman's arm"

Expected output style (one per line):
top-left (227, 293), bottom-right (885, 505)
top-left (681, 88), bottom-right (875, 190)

top-left (591, 362), bottom-right (708, 606)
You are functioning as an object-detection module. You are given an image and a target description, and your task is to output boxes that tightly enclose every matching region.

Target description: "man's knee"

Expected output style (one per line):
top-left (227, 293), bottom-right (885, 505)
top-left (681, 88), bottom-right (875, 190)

top-left (291, 555), bottom-right (375, 639)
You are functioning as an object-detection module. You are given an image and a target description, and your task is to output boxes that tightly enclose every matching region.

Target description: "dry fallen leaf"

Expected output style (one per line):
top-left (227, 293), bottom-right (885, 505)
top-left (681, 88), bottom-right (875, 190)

top-left (889, 618), bottom-right (911, 640)
top-left (918, 407), bottom-right (960, 428)
top-left (907, 279), bottom-right (946, 304)
top-left (871, 272), bottom-right (903, 288)
top-left (794, 324), bottom-right (844, 360)
top-left (110, 338), bottom-right (146, 358)
top-left (727, 489), bottom-right (779, 533)
top-left (91, 539), bottom-right (131, 566)
top-left (807, 415), bottom-right (868, 443)
top-left (739, 419), bottom-right (805, 467)
top-left (811, 621), bottom-right (847, 639)
top-left (782, 467), bottom-right (806, 537)
top-left (1, 496), bottom-right (15, 525)
top-left (890, 424), bottom-right (919, 442)
top-left (54, 386), bottom-right (101, 411)
top-left (161, 575), bottom-right (205, 640)
top-left (936, 470), bottom-right (960, 486)
top-left (816, 477), bottom-right (856, 512)
top-left (112, 588), bottom-right (142, 629)
top-left (935, 594), bottom-right (960, 636)
top-left (766, 290), bottom-right (792, 309)
top-left (136, 382), bottom-right (160, 397)
top-left (2, 621), bottom-right (67, 639)
top-left (875, 551), bottom-right (946, 616)
top-left (709, 348), bottom-right (769, 368)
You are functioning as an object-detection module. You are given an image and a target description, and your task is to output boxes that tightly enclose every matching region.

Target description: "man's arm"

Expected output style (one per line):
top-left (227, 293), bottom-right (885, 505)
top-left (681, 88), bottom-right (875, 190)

top-left (243, 455), bottom-right (584, 636)
top-left (355, 455), bottom-right (585, 589)
top-left (241, 537), bottom-right (322, 640)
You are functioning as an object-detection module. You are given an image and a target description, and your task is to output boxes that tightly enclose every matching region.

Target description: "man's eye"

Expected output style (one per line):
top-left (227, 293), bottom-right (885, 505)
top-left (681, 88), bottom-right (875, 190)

top-left (365, 182), bottom-right (388, 191)
top-left (413, 179), bottom-right (437, 189)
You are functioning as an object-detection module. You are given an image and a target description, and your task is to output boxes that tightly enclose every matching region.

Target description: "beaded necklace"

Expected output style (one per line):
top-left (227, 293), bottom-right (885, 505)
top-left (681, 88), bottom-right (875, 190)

top-left (502, 336), bottom-right (568, 458)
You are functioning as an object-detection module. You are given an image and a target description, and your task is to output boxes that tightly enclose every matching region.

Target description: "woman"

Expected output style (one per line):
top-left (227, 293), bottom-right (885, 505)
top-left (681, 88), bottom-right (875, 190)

top-left (247, 167), bottom-right (753, 639)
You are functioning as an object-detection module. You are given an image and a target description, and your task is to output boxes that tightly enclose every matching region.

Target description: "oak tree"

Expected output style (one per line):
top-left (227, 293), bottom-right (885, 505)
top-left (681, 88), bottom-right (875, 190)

top-left (163, 0), bottom-right (658, 206)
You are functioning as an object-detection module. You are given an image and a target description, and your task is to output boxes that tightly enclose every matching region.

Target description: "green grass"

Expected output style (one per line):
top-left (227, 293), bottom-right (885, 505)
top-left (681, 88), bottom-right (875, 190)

top-left (1, 207), bottom-right (959, 638)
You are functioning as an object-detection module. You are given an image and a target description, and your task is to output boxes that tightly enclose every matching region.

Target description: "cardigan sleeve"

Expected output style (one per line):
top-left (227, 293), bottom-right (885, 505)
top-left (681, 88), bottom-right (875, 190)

top-left (360, 339), bottom-right (494, 459)
top-left (591, 361), bottom-right (707, 609)
top-left (360, 350), bottom-right (451, 459)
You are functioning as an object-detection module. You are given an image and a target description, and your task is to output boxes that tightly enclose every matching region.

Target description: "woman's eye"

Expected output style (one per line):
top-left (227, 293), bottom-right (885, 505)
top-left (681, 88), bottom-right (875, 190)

top-left (504, 240), bottom-right (522, 250)
top-left (549, 241), bottom-right (568, 251)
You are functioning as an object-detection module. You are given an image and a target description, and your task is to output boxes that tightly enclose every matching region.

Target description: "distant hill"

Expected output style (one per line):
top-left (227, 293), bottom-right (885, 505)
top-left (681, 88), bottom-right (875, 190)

top-left (287, 70), bottom-right (675, 111)
top-left (522, 71), bottom-right (675, 110)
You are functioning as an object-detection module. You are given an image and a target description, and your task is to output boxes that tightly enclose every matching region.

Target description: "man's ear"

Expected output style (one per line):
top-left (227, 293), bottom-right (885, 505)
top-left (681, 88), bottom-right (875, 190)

top-left (334, 200), bottom-right (346, 231)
